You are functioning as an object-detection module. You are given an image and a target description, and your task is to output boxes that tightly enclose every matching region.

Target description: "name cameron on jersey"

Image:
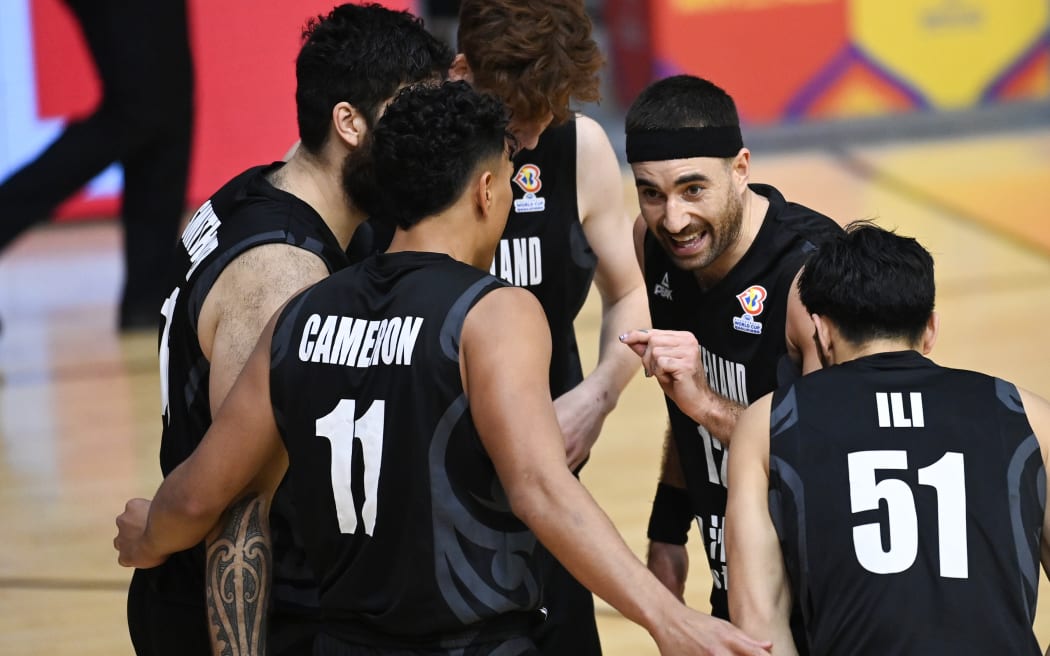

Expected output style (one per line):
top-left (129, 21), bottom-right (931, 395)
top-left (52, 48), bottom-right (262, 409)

top-left (298, 314), bottom-right (423, 368)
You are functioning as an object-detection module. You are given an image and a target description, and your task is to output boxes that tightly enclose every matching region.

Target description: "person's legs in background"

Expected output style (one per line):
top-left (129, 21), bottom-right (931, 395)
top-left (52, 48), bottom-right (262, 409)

top-left (114, 0), bottom-right (194, 329)
top-left (0, 0), bottom-right (194, 332)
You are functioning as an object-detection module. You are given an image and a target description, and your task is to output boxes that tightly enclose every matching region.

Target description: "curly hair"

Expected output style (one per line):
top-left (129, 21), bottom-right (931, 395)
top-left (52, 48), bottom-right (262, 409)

top-left (344, 81), bottom-right (509, 229)
top-left (798, 221), bottom-right (936, 345)
top-left (457, 0), bottom-right (603, 125)
top-left (295, 3), bottom-right (454, 154)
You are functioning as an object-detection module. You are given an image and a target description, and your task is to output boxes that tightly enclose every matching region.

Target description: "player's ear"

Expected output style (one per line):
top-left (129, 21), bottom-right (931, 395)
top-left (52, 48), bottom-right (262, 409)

top-left (920, 311), bottom-right (939, 355)
top-left (730, 147), bottom-right (751, 190)
top-left (475, 170), bottom-right (494, 217)
top-left (449, 53), bottom-right (473, 83)
top-left (812, 313), bottom-right (833, 358)
top-left (331, 101), bottom-right (368, 150)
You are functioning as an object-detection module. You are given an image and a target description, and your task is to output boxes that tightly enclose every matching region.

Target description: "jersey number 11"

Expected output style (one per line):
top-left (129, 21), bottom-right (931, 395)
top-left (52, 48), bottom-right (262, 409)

top-left (317, 399), bottom-right (386, 536)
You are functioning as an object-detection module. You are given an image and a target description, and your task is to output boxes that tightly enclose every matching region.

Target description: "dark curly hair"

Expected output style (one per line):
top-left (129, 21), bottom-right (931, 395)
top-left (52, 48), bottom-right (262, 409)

top-left (798, 221), bottom-right (935, 345)
top-left (625, 75), bottom-right (740, 133)
top-left (457, 0), bottom-right (603, 125)
top-left (295, 3), bottom-right (454, 154)
top-left (344, 81), bottom-right (509, 229)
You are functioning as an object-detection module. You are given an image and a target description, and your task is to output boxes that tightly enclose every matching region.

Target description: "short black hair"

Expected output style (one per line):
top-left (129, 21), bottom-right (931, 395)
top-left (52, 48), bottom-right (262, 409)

top-left (798, 221), bottom-right (935, 345)
top-left (625, 75), bottom-right (739, 133)
top-left (345, 81), bottom-right (509, 228)
top-left (296, 3), bottom-right (454, 154)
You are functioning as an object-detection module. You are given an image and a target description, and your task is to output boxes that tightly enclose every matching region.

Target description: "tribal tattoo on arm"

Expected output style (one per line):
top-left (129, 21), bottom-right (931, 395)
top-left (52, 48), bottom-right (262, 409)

top-left (206, 494), bottom-right (271, 656)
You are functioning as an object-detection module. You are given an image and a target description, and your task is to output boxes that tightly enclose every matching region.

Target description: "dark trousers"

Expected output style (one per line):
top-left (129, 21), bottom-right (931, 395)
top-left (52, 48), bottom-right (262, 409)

top-left (0, 0), bottom-right (193, 323)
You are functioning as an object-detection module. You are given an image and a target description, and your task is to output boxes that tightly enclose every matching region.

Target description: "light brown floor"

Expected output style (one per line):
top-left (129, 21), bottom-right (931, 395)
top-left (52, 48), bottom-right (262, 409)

top-left (1, 127), bottom-right (1048, 655)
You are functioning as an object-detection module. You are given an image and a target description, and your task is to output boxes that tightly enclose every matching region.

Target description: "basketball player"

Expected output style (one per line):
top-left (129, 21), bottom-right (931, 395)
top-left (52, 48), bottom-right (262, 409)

top-left (130, 6), bottom-right (452, 655)
top-left (618, 75), bottom-right (840, 626)
top-left (726, 222), bottom-right (1050, 655)
top-left (348, 4), bottom-right (649, 651)
top-left (115, 81), bottom-right (772, 656)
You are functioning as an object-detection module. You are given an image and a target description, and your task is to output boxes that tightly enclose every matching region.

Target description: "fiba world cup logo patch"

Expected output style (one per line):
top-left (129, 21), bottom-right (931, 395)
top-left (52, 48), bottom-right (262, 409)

top-left (512, 164), bottom-right (546, 213)
top-left (732, 285), bottom-right (766, 335)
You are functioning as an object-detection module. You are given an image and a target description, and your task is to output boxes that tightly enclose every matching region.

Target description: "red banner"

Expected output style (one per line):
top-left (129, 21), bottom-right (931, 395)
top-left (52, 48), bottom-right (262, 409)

top-left (23, 0), bottom-right (417, 219)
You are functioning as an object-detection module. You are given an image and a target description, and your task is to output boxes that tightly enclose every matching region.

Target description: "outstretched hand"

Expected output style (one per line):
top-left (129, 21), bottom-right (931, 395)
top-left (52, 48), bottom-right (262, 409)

top-left (620, 329), bottom-right (712, 413)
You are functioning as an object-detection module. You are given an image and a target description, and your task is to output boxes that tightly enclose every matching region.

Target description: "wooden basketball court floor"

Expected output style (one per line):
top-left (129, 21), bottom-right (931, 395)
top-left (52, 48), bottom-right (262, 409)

top-left (1, 126), bottom-right (1048, 654)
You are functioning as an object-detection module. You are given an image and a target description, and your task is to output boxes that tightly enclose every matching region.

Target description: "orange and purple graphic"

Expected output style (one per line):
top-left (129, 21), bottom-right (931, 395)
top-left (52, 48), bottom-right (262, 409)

top-left (643, 0), bottom-right (1047, 125)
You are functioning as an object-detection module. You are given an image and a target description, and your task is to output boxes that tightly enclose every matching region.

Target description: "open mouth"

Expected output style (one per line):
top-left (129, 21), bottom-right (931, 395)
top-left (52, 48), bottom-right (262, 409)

top-left (667, 230), bottom-right (707, 257)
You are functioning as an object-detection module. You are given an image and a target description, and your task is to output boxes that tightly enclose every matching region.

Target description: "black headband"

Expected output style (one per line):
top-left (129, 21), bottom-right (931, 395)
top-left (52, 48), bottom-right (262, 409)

top-left (625, 126), bottom-right (744, 163)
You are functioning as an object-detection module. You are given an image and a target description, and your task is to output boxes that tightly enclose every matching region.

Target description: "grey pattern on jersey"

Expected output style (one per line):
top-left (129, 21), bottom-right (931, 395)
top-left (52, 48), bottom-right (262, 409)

top-left (429, 393), bottom-right (540, 624)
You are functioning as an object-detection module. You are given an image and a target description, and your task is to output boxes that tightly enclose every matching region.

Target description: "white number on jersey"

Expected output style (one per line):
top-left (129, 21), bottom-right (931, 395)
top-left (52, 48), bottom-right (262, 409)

top-left (159, 287), bottom-right (180, 424)
top-left (316, 399), bottom-right (385, 535)
top-left (847, 450), bottom-right (968, 578)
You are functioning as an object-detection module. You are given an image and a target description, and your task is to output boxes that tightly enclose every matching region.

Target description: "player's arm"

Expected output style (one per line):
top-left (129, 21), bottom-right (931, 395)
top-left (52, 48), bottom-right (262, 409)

top-left (199, 243), bottom-right (330, 416)
top-left (115, 314), bottom-right (288, 565)
top-left (784, 269), bottom-right (822, 374)
top-left (117, 315), bottom-right (288, 656)
top-left (726, 394), bottom-right (798, 655)
top-left (627, 212), bottom-right (744, 442)
top-left (557, 115), bottom-right (649, 469)
top-left (197, 246), bottom-right (326, 654)
top-left (463, 287), bottom-right (771, 656)
top-left (621, 328), bottom-right (744, 444)
top-left (1022, 387), bottom-right (1050, 656)
top-left (646, 423), bottom-right (693, 601)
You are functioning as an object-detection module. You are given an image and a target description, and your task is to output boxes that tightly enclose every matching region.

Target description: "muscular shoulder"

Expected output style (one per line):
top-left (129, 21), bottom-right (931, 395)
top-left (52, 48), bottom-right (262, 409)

top-left (733, 393), bottom-right (774, 455)
top-left (215, 244), bottom-right (327, 306)
top-left (461, 285), bottom-right (551, 399)
top-left (574, 114), bottom-right (612, 155)
top-left (1019, 387), bottom-right (1050, 458)
top-left (574, 115), bottom-right (618, 173)
top-left (463, 286), bottom-right (547, 349)
top-left (198, 244), bottom-right (329, 357)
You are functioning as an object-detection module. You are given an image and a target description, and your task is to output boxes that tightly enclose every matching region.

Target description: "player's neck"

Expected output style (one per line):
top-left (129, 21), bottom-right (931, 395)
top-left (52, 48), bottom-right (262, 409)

top-left (275, 148), bottom-right (364, 250)
top-left (387, 196), bottom-right (495, 270)
top-left (832, 339), bottom-right (920, 365)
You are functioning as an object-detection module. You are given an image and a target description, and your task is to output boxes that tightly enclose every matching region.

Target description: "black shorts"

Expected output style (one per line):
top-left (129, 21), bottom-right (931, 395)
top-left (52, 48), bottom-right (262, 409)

top-left (532, 552), bottom-right (601, 656)
top-left (127, 568), bottom-right (210, 656)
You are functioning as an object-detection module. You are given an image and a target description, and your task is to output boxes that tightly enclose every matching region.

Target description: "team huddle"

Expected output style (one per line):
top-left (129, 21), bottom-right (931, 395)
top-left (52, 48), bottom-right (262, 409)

top-left (112, 2), bottom-right (1050, 656)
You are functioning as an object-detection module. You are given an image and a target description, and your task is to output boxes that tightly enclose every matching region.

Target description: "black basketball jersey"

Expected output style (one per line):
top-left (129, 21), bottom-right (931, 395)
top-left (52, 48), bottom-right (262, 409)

top-left (769, 351), bottom-right (1044, 655)
top-left (151, 162), bottom-right (349, 603)
top-left (644, 183), bottom-right (839, 615)
top-left (268, 252), bottom-right (543, 648)
top-left (347, 119), bottom-right (597, 398)
top-left (496, 118), bottom-right (597, 397)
